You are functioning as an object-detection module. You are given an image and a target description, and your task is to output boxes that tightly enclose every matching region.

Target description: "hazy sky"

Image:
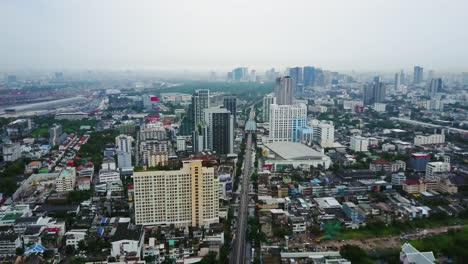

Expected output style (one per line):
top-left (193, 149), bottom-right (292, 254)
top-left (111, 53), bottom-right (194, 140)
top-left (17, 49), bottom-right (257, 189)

top-left (1, 0), bottom-right (468, 72)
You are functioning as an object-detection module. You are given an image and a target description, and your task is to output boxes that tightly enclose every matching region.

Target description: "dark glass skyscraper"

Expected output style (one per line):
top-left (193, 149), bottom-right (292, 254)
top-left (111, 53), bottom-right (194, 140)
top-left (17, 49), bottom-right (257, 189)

top-left (211, 112), bottom-right (233, 155)
top-left (223, 96), bottom-right (237, 125)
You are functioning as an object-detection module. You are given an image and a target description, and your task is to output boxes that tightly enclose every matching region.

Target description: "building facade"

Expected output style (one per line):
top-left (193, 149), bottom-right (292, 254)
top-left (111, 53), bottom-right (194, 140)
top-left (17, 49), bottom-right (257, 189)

top-left (268, 104), bottom-right (307, 142)
top-left (275, 76), bottom-right (294, 105)
top-left (133, 160), bottom-right (219, 227)
top-left (350, 136), bottom-right (369, 152)
top-left (116, 135), bottom-right (133, 169)
top-left (262, 94), bottom-right (276, 122)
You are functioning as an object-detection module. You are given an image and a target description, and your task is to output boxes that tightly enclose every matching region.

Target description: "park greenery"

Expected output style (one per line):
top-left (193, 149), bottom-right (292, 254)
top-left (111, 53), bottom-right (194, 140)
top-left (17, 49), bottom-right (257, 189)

top-left (338, 211), bottom-right (468, 240)
top-left (78, 130), bottom-right (120, 170)
top-left (0, 158), bottom-right (29, 196)
top-left (30, 116), bottom-right (98, 137)
top-left (409, 227), bottom-right (468, 263)
top-left (157, 81), bottom-right (274, 103)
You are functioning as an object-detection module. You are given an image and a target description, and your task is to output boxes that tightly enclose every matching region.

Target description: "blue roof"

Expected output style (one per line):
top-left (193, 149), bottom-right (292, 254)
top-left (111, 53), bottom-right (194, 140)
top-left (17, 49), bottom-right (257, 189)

top-left (97, 227), bottom-right (104, 236)
top-left (25, 244), bottom-right (47, 254)
top-left (101, 217), bottom-right (107, 224)
top-left (311, 178), bottom-right (321, 184)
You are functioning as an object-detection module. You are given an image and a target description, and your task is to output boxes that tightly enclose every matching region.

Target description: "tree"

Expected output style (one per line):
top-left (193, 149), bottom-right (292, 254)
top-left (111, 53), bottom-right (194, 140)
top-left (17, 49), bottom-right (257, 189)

top-left (78, 240), bottom-right (87, 251)
top-left (340, 245), bottom-right (373, 264)
top-left (15, 247), bottom-right (24, 256)
top-left (200, 251), bottom-right (217, 264)
top-left (65, 245), bottom-right (75, 255)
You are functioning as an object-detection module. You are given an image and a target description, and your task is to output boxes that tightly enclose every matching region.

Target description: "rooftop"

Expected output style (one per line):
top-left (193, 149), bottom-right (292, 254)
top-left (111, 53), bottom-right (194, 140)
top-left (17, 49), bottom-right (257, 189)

top-left (264, 142), bottom-right (324, 160)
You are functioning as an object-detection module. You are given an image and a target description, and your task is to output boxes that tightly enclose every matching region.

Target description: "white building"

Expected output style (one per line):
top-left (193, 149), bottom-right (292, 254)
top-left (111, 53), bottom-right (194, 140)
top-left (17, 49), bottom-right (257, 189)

top-left (99, 169), bottom-right (121, 183)
top-left (133, 160), bottom-right (219, 227)
top-left (55, 167), bottom-right (76, 192)
top-left (116, 135), bottom-right (133, 169)
top-left (373, 103), bottom-right (387, 112)
top-left (311, 120), bottom-right (335, 148)
top-left (262, 94), bottom-right (276, 122)
top-left (426, 162), bottom-right (450, 179)
top-left (268, 103), bottom-right (307, 142)
top-left (350, 136), bottom-right (369, 152)
top-left (2, 142), bottom-right (21, 162)
top-left (65, 230), bottom-right (86, 249)
top-left (414, 134), bottom-right (445, 146)
top-left (392, 172), bottom-right (406, 186)
top-left (262, 142), bottom-right (332, 171)
top-left (343, 100), bottom-right (363, 110)
top-left (176, 136), bottom-right (186, 152)
top-left (140, 123), bottom-right (166, 141)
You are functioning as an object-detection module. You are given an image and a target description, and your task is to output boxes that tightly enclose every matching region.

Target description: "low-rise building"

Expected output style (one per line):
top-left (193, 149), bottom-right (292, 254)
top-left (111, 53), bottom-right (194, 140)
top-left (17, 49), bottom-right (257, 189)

top-left (65, 230), bottom-right (87, 249)
top-left (55, 167), bottom-right (76, 193)
top-left (0, 232), bottom-right (21, 256)
top-left (2, 142), bottom-right (21, 162)
top-left (414, 134), bottom-right (445, 147)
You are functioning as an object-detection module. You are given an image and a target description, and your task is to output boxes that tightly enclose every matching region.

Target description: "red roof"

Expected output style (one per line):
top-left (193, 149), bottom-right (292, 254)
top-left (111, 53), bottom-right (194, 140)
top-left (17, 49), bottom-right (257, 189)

top-left (76, 165), bottom-right (84, 171)
top-left (372, 159), bottom-right (390, 165)
top-left (405, 179), bottom-right (420, 185)
top-left (128, 184), bottom-right (134, 190)
top-left (44, 227), bottom-right (61, 233)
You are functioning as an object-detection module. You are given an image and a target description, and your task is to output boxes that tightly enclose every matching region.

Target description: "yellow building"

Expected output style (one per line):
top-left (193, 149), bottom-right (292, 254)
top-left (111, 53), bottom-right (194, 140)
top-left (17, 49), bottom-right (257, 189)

top-left (133, 160), bottom-right (219, 227)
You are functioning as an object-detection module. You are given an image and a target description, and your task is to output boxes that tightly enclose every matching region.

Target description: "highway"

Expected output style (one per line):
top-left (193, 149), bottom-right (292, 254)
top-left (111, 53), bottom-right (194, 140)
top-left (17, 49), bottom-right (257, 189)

top-left (230, 107), bottom-right (256, 264)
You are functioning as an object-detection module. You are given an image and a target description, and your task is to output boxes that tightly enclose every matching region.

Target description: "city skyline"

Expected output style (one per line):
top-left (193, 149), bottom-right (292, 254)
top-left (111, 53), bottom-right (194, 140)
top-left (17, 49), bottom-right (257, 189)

top-left (1, 0), bottom-right (468, 72)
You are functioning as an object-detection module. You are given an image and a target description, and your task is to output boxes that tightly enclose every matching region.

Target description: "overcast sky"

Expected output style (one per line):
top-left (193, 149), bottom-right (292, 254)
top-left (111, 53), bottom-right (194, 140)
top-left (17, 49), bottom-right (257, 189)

top-left (1, 0), bottom-right (468, 72)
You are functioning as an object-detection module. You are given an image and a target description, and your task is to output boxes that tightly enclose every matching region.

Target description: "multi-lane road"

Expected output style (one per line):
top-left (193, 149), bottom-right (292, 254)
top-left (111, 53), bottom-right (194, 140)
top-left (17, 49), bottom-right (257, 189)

top-left (230, 107), bottom-right (256, 264)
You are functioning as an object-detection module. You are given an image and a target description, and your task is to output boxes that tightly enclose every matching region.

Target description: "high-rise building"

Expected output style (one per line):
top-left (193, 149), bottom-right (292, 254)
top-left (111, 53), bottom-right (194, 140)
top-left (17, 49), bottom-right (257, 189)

top-left (288, 67), bottom-right (303, 96)
top-left (400, 70), bottom-right (406, 85)
top-left (303, 66), bottom-right (316, 87)
top-left (49, 124), bottom-right (66, 147)
top-left (179, 103), bottom-right (195, 136)
top-left (265, 68), bottom-right (277, 81)
top-left (413, 66), bottom-right (424, 85)
top-left (394, 72), bottom-right (401, 91)
top-left (428, 78), bottom-right (443, 96)
top-left (192, 89), bottom-right (210, 130)
top-left (203, 108), bottom-right (234, 155)
top-left (363, 79), bottom-right (386, 105)
top-left (314, 68), bottom-right (325, 87)
top-left (232, 67), bottom-right (248, 81)
top-left (115, 135), bottom-right (133, 169)
top-left (275, 76), bottom-right (295, 105)
top-left (262, 94), bottom-right (276, 122)
top-left (268, 103), bottom-right (307, 142)
top-left (133, 160), bottom-right (219, 227)
top-left (223, 96), bottom-right (237, 124)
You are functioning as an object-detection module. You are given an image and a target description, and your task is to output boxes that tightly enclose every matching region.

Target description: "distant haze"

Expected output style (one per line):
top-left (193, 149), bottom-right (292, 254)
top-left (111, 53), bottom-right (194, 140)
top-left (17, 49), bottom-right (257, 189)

top-left (1, 0), bottom-right (468, 72)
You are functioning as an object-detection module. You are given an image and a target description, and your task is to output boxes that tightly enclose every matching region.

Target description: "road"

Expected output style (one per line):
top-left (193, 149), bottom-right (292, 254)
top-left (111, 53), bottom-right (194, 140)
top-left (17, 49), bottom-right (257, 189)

top-left (231, 107), bottom-right (256, 264)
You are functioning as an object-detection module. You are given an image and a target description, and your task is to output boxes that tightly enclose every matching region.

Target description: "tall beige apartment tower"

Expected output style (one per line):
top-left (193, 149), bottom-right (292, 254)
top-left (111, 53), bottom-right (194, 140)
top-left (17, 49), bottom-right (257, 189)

top-left (133, 160), bottom-right (219, 227)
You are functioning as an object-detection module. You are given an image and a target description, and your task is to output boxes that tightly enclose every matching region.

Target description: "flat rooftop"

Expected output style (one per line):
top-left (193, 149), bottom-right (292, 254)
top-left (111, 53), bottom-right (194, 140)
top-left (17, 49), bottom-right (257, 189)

top-left (265, 142), bottom-right (324, 160)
